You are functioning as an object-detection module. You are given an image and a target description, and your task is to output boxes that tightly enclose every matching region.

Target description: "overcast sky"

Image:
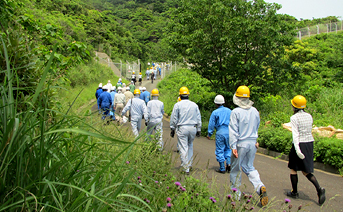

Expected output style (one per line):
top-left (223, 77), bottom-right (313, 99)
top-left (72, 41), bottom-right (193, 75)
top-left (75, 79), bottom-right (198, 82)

top-left (264, 0), bottom-right (343, 20)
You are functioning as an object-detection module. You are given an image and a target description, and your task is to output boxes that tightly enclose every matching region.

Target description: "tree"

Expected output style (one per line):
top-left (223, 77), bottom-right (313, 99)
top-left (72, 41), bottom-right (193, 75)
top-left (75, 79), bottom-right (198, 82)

top-left (167, 0), bottom-right (296, 96)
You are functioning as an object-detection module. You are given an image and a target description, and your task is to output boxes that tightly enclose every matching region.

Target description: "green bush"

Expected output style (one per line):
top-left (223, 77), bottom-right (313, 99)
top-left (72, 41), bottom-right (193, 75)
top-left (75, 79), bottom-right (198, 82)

top-left (258, 127), bottom-right (293, 154)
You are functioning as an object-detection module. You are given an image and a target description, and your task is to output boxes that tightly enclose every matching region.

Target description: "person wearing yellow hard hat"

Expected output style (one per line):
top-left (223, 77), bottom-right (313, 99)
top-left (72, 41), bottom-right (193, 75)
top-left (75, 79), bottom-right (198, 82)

top-left (146, 89), bottom-right (165, 150)
top-left (170, 86), bottom-right (202, 175)
top-left (138, 72), bottom-right (142, 85)
top-left (146, 68), bottom-right (150, 80)
top-left (131, 71), bottom-right (136, 85)
top-left (207, 95), bottom-right (232, 174)
top-left (287, 95), bottom-right (325, 205)
top-left (229, 86), bottom-right (268, 206)
top-left (122, 89), bottom-right (148, 137)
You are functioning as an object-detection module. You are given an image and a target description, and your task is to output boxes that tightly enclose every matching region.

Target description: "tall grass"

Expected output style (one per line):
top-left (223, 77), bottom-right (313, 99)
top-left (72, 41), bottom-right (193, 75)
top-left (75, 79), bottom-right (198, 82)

top-left (0, 42), bottom-right (147, 211)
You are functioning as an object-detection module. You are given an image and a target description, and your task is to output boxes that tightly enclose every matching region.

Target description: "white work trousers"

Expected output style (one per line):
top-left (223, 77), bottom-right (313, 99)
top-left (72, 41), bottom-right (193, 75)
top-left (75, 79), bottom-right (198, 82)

top-left (230, 141), bottom-right (264, 197)
top-left (131, 118), bottom-right (143, 137)
top-left (147, 121), bottom-right (163, 149)
top-left (177, 125), bottom-right (196, 172)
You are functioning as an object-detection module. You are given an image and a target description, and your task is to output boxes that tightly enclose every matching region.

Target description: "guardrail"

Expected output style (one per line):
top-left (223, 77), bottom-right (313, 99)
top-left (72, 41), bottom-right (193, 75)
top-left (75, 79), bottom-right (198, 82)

top-left (296, 21), bottom-right (343, 40)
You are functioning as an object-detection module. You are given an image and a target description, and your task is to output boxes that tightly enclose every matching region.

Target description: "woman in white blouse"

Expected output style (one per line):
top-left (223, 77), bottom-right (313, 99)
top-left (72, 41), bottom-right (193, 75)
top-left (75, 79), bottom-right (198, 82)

top-left (287, 95), bottom-right (326, 205)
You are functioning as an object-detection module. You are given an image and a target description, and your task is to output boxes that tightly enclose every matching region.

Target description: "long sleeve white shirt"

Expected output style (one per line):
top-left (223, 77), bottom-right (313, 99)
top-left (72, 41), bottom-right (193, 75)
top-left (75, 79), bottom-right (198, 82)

top-left (170, 99), bottom-right (201, 131)
top-left (147, 99), bottom-right (164, 122)
top-left (122, 97), bottom-right (148, 122)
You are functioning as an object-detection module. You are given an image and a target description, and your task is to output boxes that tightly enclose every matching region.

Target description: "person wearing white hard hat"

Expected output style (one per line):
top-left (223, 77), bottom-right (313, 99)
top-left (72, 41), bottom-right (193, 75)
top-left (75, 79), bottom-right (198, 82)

top-left (116, 78), bottom-right (122, 88)
top-left (207, 95), bottom-right (232, 174)
top-left (140, 87), bottom-right (150, 104)
top-left (95, 83), bottom-right (103, 114)
top-left (98, 85), bottom-right (113, 121)
top-left (129, 81), bottom-right (135, 93)
top-left (114, 87), bottom-right (126, 122)
top-left (107, 80), bottom-right (112, 88)
top-left (131, 71), bottom-right (136, 85)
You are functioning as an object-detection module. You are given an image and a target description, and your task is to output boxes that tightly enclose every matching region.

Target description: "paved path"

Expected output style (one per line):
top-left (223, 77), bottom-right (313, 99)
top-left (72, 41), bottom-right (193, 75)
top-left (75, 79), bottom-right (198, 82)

top-left (94, 78), bottom-right (343, 211)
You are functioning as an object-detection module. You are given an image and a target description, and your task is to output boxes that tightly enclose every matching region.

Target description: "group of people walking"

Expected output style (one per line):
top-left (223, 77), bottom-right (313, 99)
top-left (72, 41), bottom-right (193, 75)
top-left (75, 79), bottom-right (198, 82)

top-left (97, 80), bottom-right (326, 206)
top-left (169, 85), bottom-right (325, 207)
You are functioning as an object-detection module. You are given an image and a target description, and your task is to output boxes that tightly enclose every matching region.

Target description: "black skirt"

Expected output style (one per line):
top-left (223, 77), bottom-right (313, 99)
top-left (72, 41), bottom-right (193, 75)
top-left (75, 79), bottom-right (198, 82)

top-left (288, 142), bottom-right (314, 173)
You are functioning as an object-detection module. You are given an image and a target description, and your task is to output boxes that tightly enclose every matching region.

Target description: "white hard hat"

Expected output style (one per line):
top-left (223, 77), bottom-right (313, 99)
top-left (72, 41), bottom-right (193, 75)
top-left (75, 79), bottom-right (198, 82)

top-left (214, 95), bottom-right (225, 104)
top-left (99, 83), bottom-right (103, 87)
top-left (119, 78), bottom-right (122, 81)
top-left (139, 87), bottom-right (142, 90)
top-left (131, 81), bottom-right (134, 84)
top-left (111, 86), bottom-right (115, 91)
top-left (108, 80), bottom-right (111, 83)
top-left (103, 85), bottom-right (108, 90)
top-left (126, 87), bottom-right (130, 90)
top-left (142, 87), bottom-right (146, 91)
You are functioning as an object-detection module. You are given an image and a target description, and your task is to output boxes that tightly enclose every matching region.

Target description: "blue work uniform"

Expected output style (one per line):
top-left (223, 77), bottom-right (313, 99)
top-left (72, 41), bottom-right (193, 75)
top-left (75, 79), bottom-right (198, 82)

top-left (208, 106), bottom-right (232, 170)
top-left (98, 92), bottom-right (112, 120)
top-left (110, 91), bottom-right (117, 119)
top-left (96, 88), bottom-right (103, 111)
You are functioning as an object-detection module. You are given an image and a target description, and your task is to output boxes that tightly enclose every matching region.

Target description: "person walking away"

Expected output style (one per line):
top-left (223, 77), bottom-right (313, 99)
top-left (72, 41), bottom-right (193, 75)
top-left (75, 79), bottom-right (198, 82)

top-left (124, 87), bottom-right (134, 118)
top-left (129, 81), bottom-right (135, 93)
top-left (138, 72), bottom-right (142, 85)
top-left (122, 89), bottom-right (148, 137)
top-left (151, 71), bottom-right (155, 84)
top-left (207, 95), bottom-right (232, 174)
top-left (170, 86), bottom-right (201, 175)
top-left (95, 83), bottom-right (103, 114)
top-left (116, 78), bottom-right (122, 88)
top-left (287, 95), bottom-right (326, 205)
top-left (107, 80), bottom-right (112, 88)
top-left (142, 87), bottom-right (150, 104)
top-left (131, 71), bottom-right (136, 85)
top-left (146, 68), bottom-right (150, 80)
top-left (114, 87), bottom-right (126, 122)
top-left (229, 85), bottom-right (268, 206)
top-left (98, 85), bottom-right (112, 121)
top-left (109, 86), bottom-right (117, 121)
top-left (146, 89), bottom-right (164, 150)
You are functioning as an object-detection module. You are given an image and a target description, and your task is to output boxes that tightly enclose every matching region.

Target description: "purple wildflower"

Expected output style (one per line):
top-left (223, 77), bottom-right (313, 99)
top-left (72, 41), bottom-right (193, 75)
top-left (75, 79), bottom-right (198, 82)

top-left (139, 180), bottom-right (141, 183)
top-left (231, 201), bottom-right (236, 206)
top-left (285, 198), bottom-right (291, 203)
top-left (138, 176), bottom-right (141, 180)
top-left (227, 195), bottom-right (231, 199)
top-left (175, 182), bottom-right (181, 186)
top-left (181, 187), bottom-right (186, 191)
top-left (289, 204), bottom-right (293, 209)
top-left (166, 186), bottom-right (169, 189)
top-left (232, 188), bottom-right (238, 192)
top-left (191, 196), bottom-right (193, 199)
top-left (146, 199), bottom-right (150, 203)
top-left (155, 181), bottom-right (159, 183)
top-left (167, 203), bottom-right (172, 208)
top-left (212, 199), bottom-right (217, 203)
top-left (209, 197), bottom-right (214, 200)
top-left (76, 170), bottom-right (80, 172)
top-left (250, 207), bottom-right (254, 210)
top-left (165, 174), bottom-right (168, 177)
top-left (247, 199), bottom-right (251, 203)
top-left (126, 161), bottom-right (130, 164)
top-left (249, 195), bottom-right (252, 199)
top-left (166, 197), bottom-right (171, 202)
top-left (196, 193), bottom-right (199, 196)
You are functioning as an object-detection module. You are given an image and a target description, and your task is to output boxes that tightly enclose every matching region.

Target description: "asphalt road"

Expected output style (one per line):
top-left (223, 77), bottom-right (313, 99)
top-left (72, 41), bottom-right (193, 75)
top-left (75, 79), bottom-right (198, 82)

top-left (93, 78), bottom-right (343, 211)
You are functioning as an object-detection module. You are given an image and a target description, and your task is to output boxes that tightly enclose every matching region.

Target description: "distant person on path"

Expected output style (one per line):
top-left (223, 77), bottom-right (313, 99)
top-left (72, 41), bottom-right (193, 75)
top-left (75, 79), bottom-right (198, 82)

top-left (131, 71), bottom-right (136, 85)
top-left (106, 80), bottom-right (112, 88)
top-left (229, 85), bottom-right (268, 206)
top-left (138, 72), bottom-right (142, 85)
top-left (109, 86), bottom-right (117, 121)
top-left (129, 81), bottom-right (135, 93)
top-left (98, 85), bottom-right (112, 121)
top-left (146, 68), bottom-right (150, 80)
top-left (124, 87), bottom-right (134, 118)
top-left (170, 86), bottom-right (201, 175)
top-left (287, 95), bottom-right (326, 205)
top-left (146, 89), bottom-right (164, 150)
top-left (207, 95), bottom-right (232, 174)
top-left (122, 89), bottom-right (148, 137)
top-left (141, 87), bottom-right (150, 104)
top-left (116, 78), bottom-right (122, 88)
top-left (114, 87), bottom-right (126, 122)
top-left (151, 71), bottom-right (155, 84)
top-left (95, 83), bottom-right (103, 114)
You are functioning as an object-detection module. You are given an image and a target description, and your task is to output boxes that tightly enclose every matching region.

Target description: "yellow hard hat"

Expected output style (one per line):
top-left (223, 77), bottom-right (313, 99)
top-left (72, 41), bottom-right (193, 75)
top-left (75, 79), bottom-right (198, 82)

top-left (151, 89), bottom-right (159, 96)
top-left (291, 95), bottom-right (306, 109)
top-left (139, 72), bottom-right (142, 75)
top-left (134, 89), bottom-right (141, 95)
top-left (179, 86), bottom-right (190, 95)
top-left (133, 71), bottom-right (135, 74)
top-left (147, 68), bottom-right (149, 70)
top-left (235, 86), bottom-right (250, 98)
top-left (178, 97), bottom-right (181, 102)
